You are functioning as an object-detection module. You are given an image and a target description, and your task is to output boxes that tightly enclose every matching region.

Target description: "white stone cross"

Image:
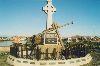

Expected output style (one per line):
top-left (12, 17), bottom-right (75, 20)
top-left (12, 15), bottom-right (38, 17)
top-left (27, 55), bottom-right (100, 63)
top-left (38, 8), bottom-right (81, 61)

top-left (43, 0), bottom-right (56, 29)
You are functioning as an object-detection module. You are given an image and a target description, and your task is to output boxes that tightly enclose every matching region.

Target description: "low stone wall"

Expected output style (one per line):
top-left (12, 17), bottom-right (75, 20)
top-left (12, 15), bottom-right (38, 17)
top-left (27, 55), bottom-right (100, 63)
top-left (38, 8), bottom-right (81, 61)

top-left (0, 46), bottom-right (10, 52)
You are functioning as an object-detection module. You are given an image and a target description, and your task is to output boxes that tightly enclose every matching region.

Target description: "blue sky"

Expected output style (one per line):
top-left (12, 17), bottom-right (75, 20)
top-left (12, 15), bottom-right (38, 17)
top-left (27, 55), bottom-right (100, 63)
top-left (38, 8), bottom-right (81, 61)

top-left (0, 0), bottom-right (100, 37)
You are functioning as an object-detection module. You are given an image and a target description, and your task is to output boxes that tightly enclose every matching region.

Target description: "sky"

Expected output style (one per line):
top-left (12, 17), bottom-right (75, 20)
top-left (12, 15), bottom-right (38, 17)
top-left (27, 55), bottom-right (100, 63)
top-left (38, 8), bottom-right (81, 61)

top-left (0, 0), bottom-right (100, 37)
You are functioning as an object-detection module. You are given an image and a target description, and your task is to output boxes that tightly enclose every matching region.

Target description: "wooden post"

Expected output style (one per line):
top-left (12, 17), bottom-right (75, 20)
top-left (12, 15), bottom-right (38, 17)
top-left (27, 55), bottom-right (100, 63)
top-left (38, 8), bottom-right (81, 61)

top-left (26, 45), bottom-right (28, 59)
top-left (52, 48), bottom-right (56, 60)
top-left (17, 46), bottom-right (19, 58)
top-left (21, 45), bottom-right (23, 58)
top-left (45, 48), bottom-right (48, 60)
